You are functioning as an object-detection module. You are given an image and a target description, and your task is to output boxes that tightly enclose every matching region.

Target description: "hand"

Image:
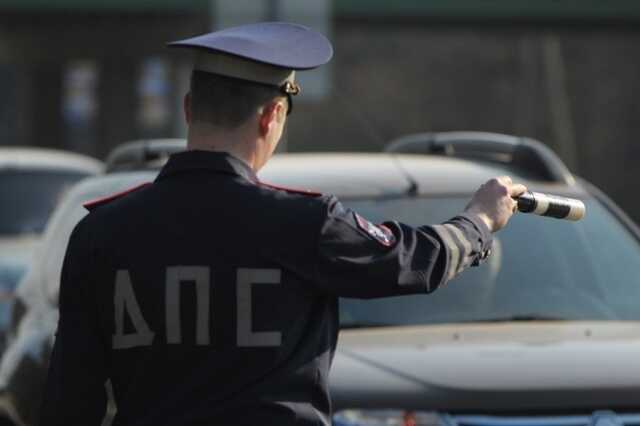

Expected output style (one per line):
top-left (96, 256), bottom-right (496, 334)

top-left (464, 176), bottom-right (527, 232)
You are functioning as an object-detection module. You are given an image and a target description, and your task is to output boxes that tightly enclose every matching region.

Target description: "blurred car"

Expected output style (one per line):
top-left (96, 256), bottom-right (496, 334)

top-left (265, 132), bottom-right (640, 425)
top-left (0, 147), bottom-right (103, 351)
top-left (104, 138), bottom-right (187, 173)
top-left (0, 139), bottom-right (186, 426)
top-left (0, 147), bottom-right (103, 238)
top-left (0, 171), bottom-right (159, 426)
top-left (2, 133), bottom-right (640, 425)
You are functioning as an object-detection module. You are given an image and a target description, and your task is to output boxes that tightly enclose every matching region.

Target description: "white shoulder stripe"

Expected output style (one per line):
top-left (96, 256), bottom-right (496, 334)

top-left (444, 223), bottom-right (473, 273)
top-left (432, 225), bottom-right (460, 281)
top-left (533, 194), bottom-right (550, 215)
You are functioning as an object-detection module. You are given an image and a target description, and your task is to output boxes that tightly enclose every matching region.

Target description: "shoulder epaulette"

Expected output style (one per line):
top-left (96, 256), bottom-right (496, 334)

top-left (258, 181), bottom-right (322, 197)
top-left (83, 182), bottom-right (152, 212)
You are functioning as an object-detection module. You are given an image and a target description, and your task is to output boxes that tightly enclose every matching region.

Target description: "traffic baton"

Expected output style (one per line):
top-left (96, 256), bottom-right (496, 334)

top-left (515, 191), bottom-right (585, 221)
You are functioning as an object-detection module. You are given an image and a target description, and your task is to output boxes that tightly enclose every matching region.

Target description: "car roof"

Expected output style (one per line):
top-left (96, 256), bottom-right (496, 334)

top-left (66, 170), bottom-right (159, 201)
top-left (0, 147), bottom-right (104, 173)
top-left (104, 139), bottom-right (187, 172)
top-left (260, 153), bottom-right (589, 198)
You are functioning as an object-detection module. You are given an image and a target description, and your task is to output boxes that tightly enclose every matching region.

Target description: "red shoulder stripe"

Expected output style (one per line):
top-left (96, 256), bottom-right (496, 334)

top-left (258, 181), bottom-right (322, 197)
top-left (83, 182), bottom-right (152, 211)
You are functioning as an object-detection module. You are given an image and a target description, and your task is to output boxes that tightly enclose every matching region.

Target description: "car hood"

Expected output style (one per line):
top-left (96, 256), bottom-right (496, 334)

top-left (0, 236), bottom-right (39, 266)
top-left (330, 322), bottom-right (640, 412)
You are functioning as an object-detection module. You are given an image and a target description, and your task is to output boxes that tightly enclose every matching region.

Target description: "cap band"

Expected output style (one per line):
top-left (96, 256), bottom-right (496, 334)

top-left (194, 52), bottom-right (295, 86)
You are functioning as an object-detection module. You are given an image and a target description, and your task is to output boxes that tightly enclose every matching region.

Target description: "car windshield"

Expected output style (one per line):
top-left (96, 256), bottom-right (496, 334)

top-left (0, 169), bottom-right (90, 235)
top-left (340, 196), bottom-right (640, 325)
top-left (15, 172), bottom-right (157, 307)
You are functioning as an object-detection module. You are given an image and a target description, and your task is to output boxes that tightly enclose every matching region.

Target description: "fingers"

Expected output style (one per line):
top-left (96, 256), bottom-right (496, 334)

top-left (492, 176), bottom-right (527, 196)
top-left (465, 176), bottom-right (527, 232)
top-left (499, 178), bottom-right (526, 215)
top-left (509, 183), bottom-right (528, 197)
top-left (496, 176), bottom-right (512, 186)
top-left (486, 177), bottom-right (526, 197)
top-left (511, 197), bottom-right (518, 213)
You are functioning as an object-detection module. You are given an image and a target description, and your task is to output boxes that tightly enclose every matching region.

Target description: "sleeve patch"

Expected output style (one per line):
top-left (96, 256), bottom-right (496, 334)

top-left (354, 213), bottom-right (396, 247)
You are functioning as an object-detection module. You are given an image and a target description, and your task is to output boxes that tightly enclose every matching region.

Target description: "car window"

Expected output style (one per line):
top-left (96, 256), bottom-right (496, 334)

top-left (0, 170), bottom-right (91, 235)
top-left (340, 197), bottom-right (640, 324)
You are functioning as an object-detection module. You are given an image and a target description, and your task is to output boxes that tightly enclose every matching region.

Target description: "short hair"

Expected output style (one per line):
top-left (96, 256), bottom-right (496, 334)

top-left (189, 70), bottom-right (282, 129)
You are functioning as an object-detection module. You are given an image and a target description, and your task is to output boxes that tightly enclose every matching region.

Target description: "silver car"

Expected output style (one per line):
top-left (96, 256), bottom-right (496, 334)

top-left (3, 133), bottom-right (640, 425)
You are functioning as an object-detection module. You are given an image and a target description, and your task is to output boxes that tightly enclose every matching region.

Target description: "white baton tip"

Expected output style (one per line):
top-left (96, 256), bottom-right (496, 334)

top-left (567, 200), bottom-right (586, 221)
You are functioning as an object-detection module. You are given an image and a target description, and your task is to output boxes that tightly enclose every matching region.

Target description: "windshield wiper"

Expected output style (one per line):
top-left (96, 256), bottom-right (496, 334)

top-left (341, 316), bottom-right (569, 329)
top-left (340, 321), bottom-right (397, 329)
top-left (467, 315), bottom-right (569, 323)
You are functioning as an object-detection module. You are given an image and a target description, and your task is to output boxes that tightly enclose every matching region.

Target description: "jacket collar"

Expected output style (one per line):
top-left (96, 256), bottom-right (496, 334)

top-left (156, 150), bottom-right (258, 183)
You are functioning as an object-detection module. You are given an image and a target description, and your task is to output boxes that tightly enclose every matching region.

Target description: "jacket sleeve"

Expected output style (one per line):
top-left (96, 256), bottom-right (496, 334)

top-left (313, 196), bottom-right (492, 298)
top-left (39, 218), bottom-right (107, 426)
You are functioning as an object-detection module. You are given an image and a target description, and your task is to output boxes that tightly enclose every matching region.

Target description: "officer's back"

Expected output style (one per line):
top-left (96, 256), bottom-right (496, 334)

top-left (89, 151), bottom-right (335, 425)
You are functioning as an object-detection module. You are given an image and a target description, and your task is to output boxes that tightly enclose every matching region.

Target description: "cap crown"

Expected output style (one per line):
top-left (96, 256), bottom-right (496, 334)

top-left (169, 21), bottom-right (333, 71)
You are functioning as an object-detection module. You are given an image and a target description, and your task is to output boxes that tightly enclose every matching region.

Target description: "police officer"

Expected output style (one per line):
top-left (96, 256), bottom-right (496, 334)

top-left (40, 22), bottom-right (526, 426)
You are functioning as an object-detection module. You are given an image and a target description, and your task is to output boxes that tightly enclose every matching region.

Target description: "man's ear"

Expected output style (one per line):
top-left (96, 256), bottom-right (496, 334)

top-left (184, 92), bottom-right (193, 124)
top-left (258, 101), bottom-right (281, 136)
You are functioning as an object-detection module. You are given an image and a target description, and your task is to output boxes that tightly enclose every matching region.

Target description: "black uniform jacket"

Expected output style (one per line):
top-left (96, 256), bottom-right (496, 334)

top-left (39, 151), bottom-right (492, 426)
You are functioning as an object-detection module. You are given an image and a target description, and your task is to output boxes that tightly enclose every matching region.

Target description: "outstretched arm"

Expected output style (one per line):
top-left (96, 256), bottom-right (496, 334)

top-left (313, 177), bottom-right (525, 298)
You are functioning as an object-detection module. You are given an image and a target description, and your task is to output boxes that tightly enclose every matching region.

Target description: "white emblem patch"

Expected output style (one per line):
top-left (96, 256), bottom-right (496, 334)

top-left (354, 213), bottom-right (396, 247)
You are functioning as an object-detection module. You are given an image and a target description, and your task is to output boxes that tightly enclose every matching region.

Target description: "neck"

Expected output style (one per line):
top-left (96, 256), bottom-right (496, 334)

top-left (187, 122), bottom-right (259, 170)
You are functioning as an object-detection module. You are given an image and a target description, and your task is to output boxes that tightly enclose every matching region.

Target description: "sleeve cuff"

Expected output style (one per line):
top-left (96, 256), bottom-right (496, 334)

top-left (450, 212), bottom-right (494, 266)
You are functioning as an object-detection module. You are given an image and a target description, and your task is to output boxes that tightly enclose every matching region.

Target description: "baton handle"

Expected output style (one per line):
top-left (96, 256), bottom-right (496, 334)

top-left (515, 191), bottom-right (585, 221)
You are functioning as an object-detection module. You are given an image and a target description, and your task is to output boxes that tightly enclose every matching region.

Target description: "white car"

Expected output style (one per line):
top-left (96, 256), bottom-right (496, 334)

top-left (0, 148), bottom-right (103, 354)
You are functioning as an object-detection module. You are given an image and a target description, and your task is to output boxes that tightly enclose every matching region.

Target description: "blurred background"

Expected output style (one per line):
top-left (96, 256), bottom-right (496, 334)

top-left (0, 0), bottom-right (639, 219)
